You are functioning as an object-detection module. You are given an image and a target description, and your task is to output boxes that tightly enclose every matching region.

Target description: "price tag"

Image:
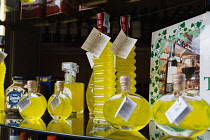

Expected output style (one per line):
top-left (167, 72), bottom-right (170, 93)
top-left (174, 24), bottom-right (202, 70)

top-left (86, 52), bottom-right (94, 68)
top-left (81, 27), bottom-right (111, 57)
top-left (110, 30), bottom-right (137, 59)
top-left (114, 96), bottom-right (137, 122)
top-left (165, 97), bottom-right (193, 126)
top-left (18, 98), bottom-right (31, 112)
top-left (0, 51), bottom-right (7, 64)
top-left (50, 96), bottom-right (61, 110)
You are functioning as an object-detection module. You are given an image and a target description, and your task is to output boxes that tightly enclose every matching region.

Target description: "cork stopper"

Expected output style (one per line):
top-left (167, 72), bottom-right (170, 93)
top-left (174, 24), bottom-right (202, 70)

top-left (172, 73), bottom-right (186, 83)
top-left (120, 76), bottom-right (131, 86)
top-left (56, 81), bottom-right (64, 92)
top-left (27, 80), bottom-right (37, 92)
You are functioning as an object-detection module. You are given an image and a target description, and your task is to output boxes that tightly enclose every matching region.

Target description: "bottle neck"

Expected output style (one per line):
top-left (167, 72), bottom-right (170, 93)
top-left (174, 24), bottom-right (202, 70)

top-left (28, 88), bottom-right (37, 93)
top-left (169, 42), bottom-right (176, 57)
top-left (121, 85), bottom-right (130, 94)
top-left (173, 82), bottom-right (186, 96)
top-left (121, 15), bottom-right (130, 36)
top-left (97, 13), bottom-right (109, 35)
top-left (64, 71), bottom-right (76, 83)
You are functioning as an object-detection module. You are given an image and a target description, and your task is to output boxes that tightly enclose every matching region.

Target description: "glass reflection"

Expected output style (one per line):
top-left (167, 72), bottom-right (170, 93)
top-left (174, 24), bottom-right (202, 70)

top-left (66, 114), bottom-right (84, 135)
top-left (86, 117), bottom-right (117, 138)
top-left (47, 119), bottom-right (73, 134)
top-left (106, 130), bottom-right (147, 140)
top-left (160, 136), bottom-right (197, 140)
top-left (20, 119), bottom-right (46, 131)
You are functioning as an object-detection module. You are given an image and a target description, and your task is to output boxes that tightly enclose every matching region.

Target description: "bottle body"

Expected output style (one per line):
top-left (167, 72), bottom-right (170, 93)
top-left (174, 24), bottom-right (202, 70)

top-left (18, 92), bottom-right (47, 119)
top-left (0, 61), bottom-right (6, 111)
top-left (86, 72), bottom-right (94, 116)
top-left (93, 41), bottom-right (116, 120)
top-left (152, 73), bottom-right (210, 137)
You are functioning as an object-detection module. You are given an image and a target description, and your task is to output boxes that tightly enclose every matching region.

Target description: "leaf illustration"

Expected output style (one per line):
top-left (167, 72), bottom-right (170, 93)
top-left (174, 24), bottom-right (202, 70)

top-left (191, 23), bottom-right (194, 28)
top-left (196, 21), bottom-right (202, 28)
top-left (180, 22), bottom-right (185, 28)
top-left (150, 98), bottom-right (156, 105)
top-left (162, 30), bottom-right (167, 35)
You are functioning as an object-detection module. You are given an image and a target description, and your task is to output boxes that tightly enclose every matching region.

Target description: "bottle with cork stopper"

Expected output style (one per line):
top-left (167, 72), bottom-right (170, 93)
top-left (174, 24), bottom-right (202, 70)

top-left (47, 81), bottom-right (72, 119)
top-left (151, 73), bottom-right (210, 137)
top-left (103, 76), bottom-right (150, 131)
top-left (18, 80), bottom-right (47, 119)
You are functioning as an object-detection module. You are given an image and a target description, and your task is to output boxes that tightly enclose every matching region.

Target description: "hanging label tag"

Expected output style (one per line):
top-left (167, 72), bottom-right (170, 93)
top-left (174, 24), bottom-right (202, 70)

top-left (103, 13), bottom-right (110, 28)
top-left (0, 51), bottom-right (7, 63)
top-left (81, 27), bottom-right (111, 57)
top-left (86, 52), bottom-right (94, 68)
top-left (110, 30), bottom-right (137, 59)
top-left (165, 97), bottom-right (193, 126)
top-left (115, 96), bottom-right (137, 122)
top-left (18, 98), bottom-right (31, 112)
top-left (51, 96), bottom-right (61, 110)
top-left (107, 22), bottom-right (111, 34)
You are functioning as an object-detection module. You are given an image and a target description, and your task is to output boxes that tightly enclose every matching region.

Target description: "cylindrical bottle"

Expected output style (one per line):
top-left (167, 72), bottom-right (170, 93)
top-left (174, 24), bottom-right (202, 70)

top-left (116, 15), bottom-right (136, 94)
top-left (87, 12), bottom-right (116, 121)
top-left (152, 73), bottom-right (210, 137)
top-left (0, 44), bottom-right (6, 111)
top-left (48, 81), bottom-right (72, 119)
top-left (164, 42), bottom-right (177, 94)
top-left (103, 76), bottom-right (150, 131)
top-left (18, 80), bottom-right (47, 119)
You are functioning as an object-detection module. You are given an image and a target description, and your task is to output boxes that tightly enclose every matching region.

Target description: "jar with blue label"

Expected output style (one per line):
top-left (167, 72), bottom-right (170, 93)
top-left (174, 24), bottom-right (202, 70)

top-left (5, 76), bottom-right (28, 113)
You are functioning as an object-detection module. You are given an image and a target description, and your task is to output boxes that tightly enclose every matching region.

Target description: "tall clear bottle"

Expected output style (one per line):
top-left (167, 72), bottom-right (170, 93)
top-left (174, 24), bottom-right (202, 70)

top-left (18, 80), bottom-right (47, 119)
top-left (116, 15), bottom-right (136, 94)
top-left (103, 76), bottom-right (150, 131)
top-left (48, 81), bottom-right (72, 119)
top-left (91, 12), bottom-right (116, 121)
top-left (152, 73), bottom-right (210, 137)
top-left (0, 26), bottom-right (6, 111)
top-left (164, 42), bottom-right (177, 94)
top-left (62, 62), bottom-right (84, 116)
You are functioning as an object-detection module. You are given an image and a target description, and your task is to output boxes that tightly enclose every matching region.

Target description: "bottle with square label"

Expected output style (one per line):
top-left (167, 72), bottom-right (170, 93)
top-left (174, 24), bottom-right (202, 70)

top-left (48, 81), bottom-right (72, 119)
top-left (103, 76), bottom-right (150, 131)
top-left (62, 62), bottom-right (84, 117)
top-left (151, 73), bottom-right (210, 137)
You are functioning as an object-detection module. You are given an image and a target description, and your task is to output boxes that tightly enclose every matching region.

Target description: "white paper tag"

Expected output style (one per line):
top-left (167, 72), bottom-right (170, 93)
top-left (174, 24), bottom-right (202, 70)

top-left (165, 97), bottom-right (193, 126)
top-left (18, 98), bottom-right (31, 112)
top-left (103, 13), bottom-right (110, 28)
top-left (110, 30), bottom-right (137, 59)
top-left (0, 51), bottom-right (7, 63)
top-left (51, 96), bottom-right (61, 110)
top-left (115, 96), bottom-right (137, 122)
top-left (81, 27), bottom-right (111, 57)
top-left (86, 52), bottom-right (94, 68)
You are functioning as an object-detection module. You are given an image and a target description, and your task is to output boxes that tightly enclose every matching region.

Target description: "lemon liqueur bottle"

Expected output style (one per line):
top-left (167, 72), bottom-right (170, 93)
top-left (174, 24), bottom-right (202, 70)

top-left (103, 76), bottom-right (150, 131)
top-left (89, 12), bottom-right (116, 121)
top-left (62, 62), bottom-right (84, 116)
top-left (151, 73), bottom-right (210, 137)
top-left (18, 80), bottom-right (47, 119)
top-left (48, 81), bottom-right (72, 119)
top-left (116, 15), bottom-right (136, 94)
top-left (0, 29), bottom-right (6, 111)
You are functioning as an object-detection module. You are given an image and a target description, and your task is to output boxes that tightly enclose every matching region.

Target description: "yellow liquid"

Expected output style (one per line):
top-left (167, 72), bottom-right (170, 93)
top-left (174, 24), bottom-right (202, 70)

top-left (160, 136), bottom-right (197, 140)
top-left (47, 93), bottom-right (72, 119)
top-left (93, 41), bottom-right (116, 119)
top-left (106, 130), bottom-right (147, 140)
top-left (103, 93), bottom-right (150, 131)
top-left (64, 82), bottom-right (84, 116)
top-left (0, 61), bottom-right (6, 110)
top-left (86, 117), bottom-right (117, 138)
top-left (47, 119), bottom-right (73, 134)
top-left (116, 46), bottom-right (136, 94)
top-left (86, 72), bottom-right (94, 116)
top-left (19, 119), bottom-right (46, 131)
top-left (66, 114), bottom-right (84, 135)
top-left (19, 93), bottom-right (47, 119)
top-left (152, 98), bottom-right (210, 137)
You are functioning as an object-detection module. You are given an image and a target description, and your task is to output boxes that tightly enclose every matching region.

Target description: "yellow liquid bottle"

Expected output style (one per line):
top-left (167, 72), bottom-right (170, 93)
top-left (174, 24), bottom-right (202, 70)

top-left (86, 72), bottom-right (94, 117)
top-left (86, 117), bottom-right (117, 138)
top-left (106, 130), bottom-right (147, 140)
top-left (116, 15), bottom-right (136, 94)
top-left (66, 114), bottom-right (84, 135)
top-left (103, 76), bottom-right (150, 131)
top-left (47, 119), bottom-right (73, 134)
top-left (48, 81), bottom-right (72, 119)
top-left (18, 81), bottom-right (47, 120)
top-left (19, 119), bottom-right (46, 131)
top-left (0, 44), bottom-right (6, 111)
top-left (62, 62), bottom-right (84, 117)
top-left (151, 73), bottom-right (210, 137)
top-left (160, 136), bottom-right (197, 140)
top-left (91, 12), bottom-right (116, 121)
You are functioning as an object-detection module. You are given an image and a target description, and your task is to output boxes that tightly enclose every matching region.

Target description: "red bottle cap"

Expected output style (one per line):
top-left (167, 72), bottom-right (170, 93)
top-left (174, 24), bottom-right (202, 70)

top-left (47, 135), bottom-right (57, 140)
top-left (20, 132), bottom-right (26, 140)
top-left (120, 15), bottom-right (130, 35)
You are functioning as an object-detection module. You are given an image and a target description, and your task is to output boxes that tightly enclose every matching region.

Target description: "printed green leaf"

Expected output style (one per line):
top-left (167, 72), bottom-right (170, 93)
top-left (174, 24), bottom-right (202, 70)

top-left (157, 94), bottom-right (162, 99)
top-left (173, 29), bottom-right (177, 33)
top-left (159, 48), bottom-right (164, 54)
top-left (150, 98), bottom-right (156, 105)
top-left (152, 68), bottom-right (154, 71)
top-left (162, 30), bottom-right (167, 35)
top-left (155, 60), bottom-right (159, 65)
top-left (180, 22), bottom-right (185, 28)
top-left (155, 53), bottom-right (157, 57)
top-left (154, 87), bottom-right (158, 93)
top-left (196, 21), bottom-right (202, 28)
top-left (151, 51), bottom-right (154, 58)
top-left (158, 33), bottom-right (161, 36)
top-left (155, 76), bottom-right (159, 82)
top-left (155, 66), bottom-right (159, 71)
top-left (149, 78), bottom-right (152, 84)
top-left (150, 92), bottom-right (153, 95)
top-left (152, 137), bottom-right (155, 140)
top-left (188, 30), bottom-right (192, 35)
top-left (191, 23), bottom-right (194, 28)
top-left (152, 82), bottom-right (155, 87)
top-left (151, 44), bottom-right (154, 48)
top-left (156, 43), bottom-right (160, 49)
top-left (184, 28), bottom-right (187, 31)
top-left (155, 133), bottom-right (160, 138)
top-left (158, 39), bottom-right (162, 43)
